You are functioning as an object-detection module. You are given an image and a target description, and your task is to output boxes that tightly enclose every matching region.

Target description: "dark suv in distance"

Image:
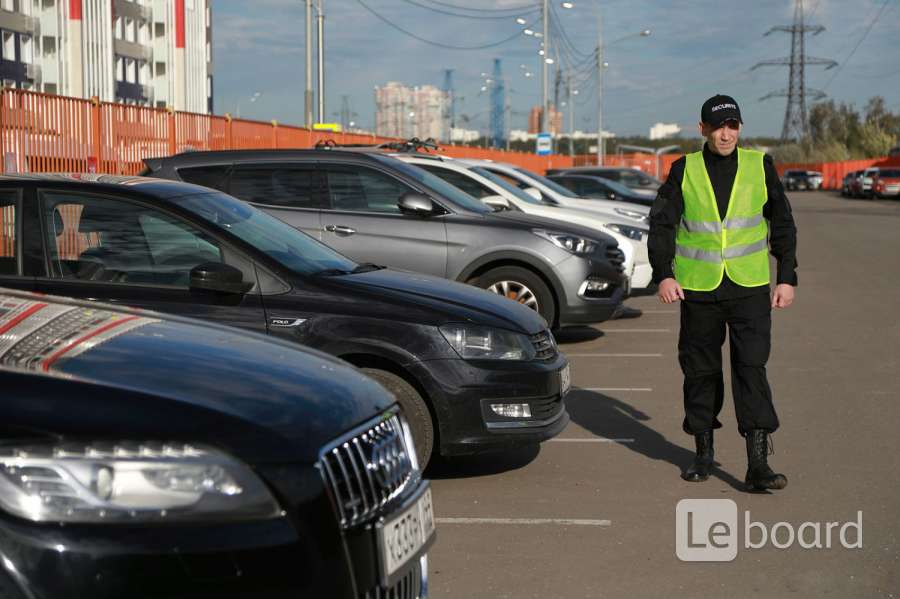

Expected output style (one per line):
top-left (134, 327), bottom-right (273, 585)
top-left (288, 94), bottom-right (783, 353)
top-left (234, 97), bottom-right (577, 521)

top-left (0, 288), bottom-right (433, 599)
top-left (0, 175), bottom-right (570, 468)
top-left (141, 149), bottom-right (628, 329)
top-left (782, 169), bottom-right (823, 191)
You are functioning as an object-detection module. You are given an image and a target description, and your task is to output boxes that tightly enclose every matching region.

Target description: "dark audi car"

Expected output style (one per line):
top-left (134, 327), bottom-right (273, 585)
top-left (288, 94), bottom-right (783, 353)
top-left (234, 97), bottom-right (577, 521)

top-left (0, 175), bottom-right (570, 468)
top-left (0, 288), bottom-right (433, 598)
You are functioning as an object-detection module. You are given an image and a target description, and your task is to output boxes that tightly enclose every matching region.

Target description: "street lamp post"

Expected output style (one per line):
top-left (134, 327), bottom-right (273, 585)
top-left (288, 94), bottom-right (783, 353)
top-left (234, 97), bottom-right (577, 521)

top-left (596, 26), bottom-right (651, 164)
top-left (305, 0), bottom-right (314, 127)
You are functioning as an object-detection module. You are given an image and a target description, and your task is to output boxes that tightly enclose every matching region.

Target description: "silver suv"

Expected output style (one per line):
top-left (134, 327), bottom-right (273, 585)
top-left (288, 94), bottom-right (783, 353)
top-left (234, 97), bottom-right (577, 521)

top-left (143, 149), bottom-right (627, 328)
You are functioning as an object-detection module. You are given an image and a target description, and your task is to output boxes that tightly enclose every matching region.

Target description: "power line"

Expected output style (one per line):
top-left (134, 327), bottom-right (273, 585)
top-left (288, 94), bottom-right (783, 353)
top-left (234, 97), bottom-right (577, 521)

top-left (822, 0), bottom-right (892, 91)
top-left (419, 0), bottom-right (539, 13)
top-left (355, 0), bottom-right (538, 50)
top-left (397, 0), bottom-right (540, 20)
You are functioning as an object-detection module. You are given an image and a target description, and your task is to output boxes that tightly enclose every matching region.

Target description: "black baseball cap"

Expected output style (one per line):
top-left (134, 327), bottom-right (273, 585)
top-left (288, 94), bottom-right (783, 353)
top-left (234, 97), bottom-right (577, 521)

top-left (701, 94), bottom-right (743, 128)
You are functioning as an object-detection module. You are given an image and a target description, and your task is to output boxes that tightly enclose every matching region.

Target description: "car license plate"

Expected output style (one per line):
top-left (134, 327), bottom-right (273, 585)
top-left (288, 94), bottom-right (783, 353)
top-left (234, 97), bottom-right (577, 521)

top-left (560, 363), bottom-right (571, 396)
top-left (378, 487), bottom-right (435, 579)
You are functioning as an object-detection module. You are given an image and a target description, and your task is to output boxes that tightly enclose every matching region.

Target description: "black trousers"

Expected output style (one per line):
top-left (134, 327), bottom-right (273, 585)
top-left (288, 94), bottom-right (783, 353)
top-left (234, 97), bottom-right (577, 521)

top-left (678, 293), bottom-right (780, 437)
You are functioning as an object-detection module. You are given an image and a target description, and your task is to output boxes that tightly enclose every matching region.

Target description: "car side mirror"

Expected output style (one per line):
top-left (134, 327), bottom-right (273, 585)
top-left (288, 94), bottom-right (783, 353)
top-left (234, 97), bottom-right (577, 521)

top-left (523, 187), bottom-right (542, 200)
top-left (398, 192), bottom-right (436, 216)
top-left (481, 195), bottom-right (511, 211)
top-left (190, 262), bottom-right (253, 294)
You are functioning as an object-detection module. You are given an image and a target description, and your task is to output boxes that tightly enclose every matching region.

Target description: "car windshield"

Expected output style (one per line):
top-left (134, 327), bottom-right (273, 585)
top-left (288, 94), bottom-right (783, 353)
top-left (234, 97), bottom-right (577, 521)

top-left (470, 166), bottom-right (548, 205)
top-left (589, 177), bottom-right (635, 196)
top-left (512, 167), bottom-right (580, 198)
top-left (174, 191), bottom-right (358, 275)
top-left (379, 156), bottom-right (493, 213)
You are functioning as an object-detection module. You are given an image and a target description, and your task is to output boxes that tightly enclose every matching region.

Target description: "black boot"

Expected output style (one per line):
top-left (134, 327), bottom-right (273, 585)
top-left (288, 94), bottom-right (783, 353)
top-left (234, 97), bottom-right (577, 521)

top-left (745, 430), bottom-right (788, 491)
top-left (681, 430), bottom-right (714, 482)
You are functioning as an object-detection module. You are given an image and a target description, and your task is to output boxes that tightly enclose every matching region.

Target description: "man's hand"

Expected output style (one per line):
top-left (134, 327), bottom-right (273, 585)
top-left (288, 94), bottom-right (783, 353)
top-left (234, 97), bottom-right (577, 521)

top-left (772, 283), bottom-right (795, 309)
top-left (657, 278), bottom-right (684, 304)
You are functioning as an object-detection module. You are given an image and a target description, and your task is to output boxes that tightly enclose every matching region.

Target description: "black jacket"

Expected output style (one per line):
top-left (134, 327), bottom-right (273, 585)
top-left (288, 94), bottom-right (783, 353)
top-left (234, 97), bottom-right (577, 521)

top-left (648, 144), bottom-right (798, 302)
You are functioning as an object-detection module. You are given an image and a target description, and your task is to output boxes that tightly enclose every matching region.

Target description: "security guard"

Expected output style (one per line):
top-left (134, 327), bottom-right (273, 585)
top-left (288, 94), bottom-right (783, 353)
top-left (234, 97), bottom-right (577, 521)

top-left (648, 94), bottom-right (797, 491)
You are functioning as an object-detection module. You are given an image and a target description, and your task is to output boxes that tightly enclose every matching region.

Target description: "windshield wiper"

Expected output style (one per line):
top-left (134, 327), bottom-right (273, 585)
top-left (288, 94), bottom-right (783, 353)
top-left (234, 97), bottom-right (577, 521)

top-left (314, 268), bottom-right (352, 277)
top-left (351, 263), bottom-right (385, 274)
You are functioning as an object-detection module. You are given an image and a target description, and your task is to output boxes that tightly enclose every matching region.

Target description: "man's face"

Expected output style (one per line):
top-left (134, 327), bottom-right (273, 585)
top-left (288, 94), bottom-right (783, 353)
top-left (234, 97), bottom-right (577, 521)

top-left (699, 119), bottom-right (741, 156)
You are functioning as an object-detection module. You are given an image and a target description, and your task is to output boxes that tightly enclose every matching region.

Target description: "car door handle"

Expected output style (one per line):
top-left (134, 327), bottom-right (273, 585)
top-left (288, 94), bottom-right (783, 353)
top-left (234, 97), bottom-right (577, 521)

top-left (324, 224), bottom-right (356, 236)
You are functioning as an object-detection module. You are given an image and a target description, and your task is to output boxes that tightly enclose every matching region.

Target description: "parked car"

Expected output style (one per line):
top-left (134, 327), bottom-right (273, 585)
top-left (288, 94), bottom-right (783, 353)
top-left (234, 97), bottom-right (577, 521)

top-left (872, 168), bottom-right (900, 198)
top-left (0, 287), bottom-right (432, 599)
top-left (546, 173), bottom-right (655, 207)
top-left (782, 169), bottom-right (823, 191)
top-left (465, 161), bottom-right (651, 224)
top-left (842, 170), bottom-right (863, 197)
top-left (391, 153), bottom-right (653, 291)
top-left (142, 149), bottom-right (628, 329)
top-left (0, 174), bottom-right (573, 467)
top-left (859, 167), bottom-right (880, 198)
top-left (546, 166), bottom-right (660, 197)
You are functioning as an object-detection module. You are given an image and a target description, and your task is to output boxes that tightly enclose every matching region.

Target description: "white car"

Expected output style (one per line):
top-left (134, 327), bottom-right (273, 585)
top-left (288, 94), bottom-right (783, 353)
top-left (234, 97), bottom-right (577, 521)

top-left (391, 154), bottom-right (653, 290)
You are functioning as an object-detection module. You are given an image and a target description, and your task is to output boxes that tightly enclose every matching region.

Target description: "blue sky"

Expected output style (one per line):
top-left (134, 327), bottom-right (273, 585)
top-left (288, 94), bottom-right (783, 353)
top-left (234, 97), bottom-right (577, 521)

top-left (211, 0), bottom-right (900, 138)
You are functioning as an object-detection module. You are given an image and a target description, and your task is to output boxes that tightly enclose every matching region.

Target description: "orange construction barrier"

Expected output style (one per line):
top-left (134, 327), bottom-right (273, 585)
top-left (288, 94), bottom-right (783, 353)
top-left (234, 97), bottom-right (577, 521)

top-left (0, 88), bottom-right (575, 178)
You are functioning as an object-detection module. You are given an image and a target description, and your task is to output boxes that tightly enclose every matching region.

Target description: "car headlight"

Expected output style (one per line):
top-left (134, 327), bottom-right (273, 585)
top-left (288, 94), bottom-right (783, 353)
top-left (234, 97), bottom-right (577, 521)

top-left (606, 223), bottom-right (647, 241)
top-left (0, 442), bottom-right (281, 523)
top-left (533, 229), bottom-right (598, 255)
top-left (614, 207), bottom-right (648, 222)
top-left (440, 325), bottom-right (537, 360)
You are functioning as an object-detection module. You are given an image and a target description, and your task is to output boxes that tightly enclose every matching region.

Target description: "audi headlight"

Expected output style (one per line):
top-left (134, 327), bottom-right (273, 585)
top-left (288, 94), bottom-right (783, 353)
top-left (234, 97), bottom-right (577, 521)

top-left (0, 442), bottom-right (281, 523)
top-left (606, 223), bottom-right (647, 241)
top-left (614, 207), bottom-right (648, 222)
top-left (440, 325), bottom-right (536, 360)
top-left (533, 229), bottom-right (598, 255)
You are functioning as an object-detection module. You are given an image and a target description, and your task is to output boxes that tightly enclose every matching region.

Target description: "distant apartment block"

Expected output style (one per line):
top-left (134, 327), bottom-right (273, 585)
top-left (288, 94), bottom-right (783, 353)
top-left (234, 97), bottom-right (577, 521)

top-left (527, 105), bottom-right (563, 135)
top-left (649, 122), bottom-right (682, 140)
top-left (375, 81), bottom-right (448, 140)
top-left (0, 0), bottom-right (212, 113)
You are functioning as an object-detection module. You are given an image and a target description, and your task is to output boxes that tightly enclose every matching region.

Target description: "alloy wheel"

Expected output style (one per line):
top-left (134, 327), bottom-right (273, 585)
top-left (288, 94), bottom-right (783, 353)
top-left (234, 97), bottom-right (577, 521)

top-left (487, 280), bottom-right (540, 311)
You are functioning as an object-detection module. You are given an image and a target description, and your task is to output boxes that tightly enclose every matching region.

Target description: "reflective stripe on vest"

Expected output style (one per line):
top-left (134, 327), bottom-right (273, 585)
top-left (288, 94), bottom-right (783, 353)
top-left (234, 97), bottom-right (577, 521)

top-left (674, 148), bottom-right (770, 291)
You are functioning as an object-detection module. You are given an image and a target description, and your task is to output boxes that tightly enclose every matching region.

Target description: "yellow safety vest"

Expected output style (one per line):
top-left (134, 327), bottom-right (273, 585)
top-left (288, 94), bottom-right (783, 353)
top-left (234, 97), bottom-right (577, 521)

top-left (674, 148), bottom-right (770, 291)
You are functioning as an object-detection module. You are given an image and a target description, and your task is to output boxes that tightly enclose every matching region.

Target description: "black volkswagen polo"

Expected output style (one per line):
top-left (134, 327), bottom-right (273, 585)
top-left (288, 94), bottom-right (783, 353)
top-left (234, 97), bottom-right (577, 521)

top-left (0, 175), bottom-right (570, 468)
top-left (0, 287), bottom-right (433, 598)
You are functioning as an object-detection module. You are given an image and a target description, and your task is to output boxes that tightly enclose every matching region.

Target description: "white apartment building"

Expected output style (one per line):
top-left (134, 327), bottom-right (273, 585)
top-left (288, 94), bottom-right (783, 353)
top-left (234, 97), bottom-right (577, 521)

top-left (649, 122), bottom-right (681, 140)
top-left (0, 0), bottom-right (212, 113)
top-left (375, 82), bottom-right (448, 140)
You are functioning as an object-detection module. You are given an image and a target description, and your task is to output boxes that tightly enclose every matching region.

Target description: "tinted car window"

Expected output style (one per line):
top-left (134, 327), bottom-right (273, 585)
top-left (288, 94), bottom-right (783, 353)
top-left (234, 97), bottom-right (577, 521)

top-left (323, 165), bottom-right (412, 213)
top-left (382, 157), bottom-right (492, 214)
top-left (40, 192), bottom-right (222, 286)
top-left (177, 165), bottom-right (231, 191)
top-left (0, 192), bottom-right (16, 275)
top-left (879, 169), bottom-right (900, 177)
top-left (418, 165), bottom-right (494, 199)
top-left (174, 192), bottom-right (357, 276)
top-left (511, 168), bottom-right (580, 198)
top-left (470, 166), bottom-right (547, 205)
top-left (230, 164), bottom-right (327, 209)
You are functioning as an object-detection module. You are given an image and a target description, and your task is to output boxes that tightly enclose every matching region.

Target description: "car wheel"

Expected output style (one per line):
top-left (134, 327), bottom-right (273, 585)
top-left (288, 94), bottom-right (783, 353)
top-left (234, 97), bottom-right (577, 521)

top-left (361, 368), bottom-right (435, 469)
top-left (474, 266), bottom-right (557, 328)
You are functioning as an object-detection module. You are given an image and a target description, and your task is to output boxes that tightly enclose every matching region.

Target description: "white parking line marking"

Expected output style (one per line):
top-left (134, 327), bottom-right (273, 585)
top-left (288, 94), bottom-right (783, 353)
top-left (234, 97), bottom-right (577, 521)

top-left (548, 438), bottom-right (635, 443)
top-left (577, 387), bottom-right (653, 392)
top-left (435, 517), bottom-right (611, 527)
top-left (564, 353), bottom-right (664, 357)
top-left (600, 328), bottom-right (671, 333)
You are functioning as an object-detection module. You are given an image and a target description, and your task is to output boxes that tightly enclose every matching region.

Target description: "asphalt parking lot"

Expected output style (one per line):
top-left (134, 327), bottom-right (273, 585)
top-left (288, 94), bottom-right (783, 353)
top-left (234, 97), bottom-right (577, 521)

top-left (426, 191), bottom-right (900, 598)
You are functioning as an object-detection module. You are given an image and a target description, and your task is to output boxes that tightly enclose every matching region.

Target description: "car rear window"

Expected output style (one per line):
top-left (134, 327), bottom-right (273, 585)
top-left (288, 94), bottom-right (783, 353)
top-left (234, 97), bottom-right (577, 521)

top-left (177, 165), bottom-right (231, 191)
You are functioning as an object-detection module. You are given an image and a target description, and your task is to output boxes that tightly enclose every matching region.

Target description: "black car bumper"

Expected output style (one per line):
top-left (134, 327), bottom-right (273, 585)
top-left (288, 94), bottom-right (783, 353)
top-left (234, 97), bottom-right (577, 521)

top-left (0, 482), bottom-right (431, 599)
top-left (409, 353), bottom-right (571, 457)
top-left (0, 516), bottom-right (341, 599)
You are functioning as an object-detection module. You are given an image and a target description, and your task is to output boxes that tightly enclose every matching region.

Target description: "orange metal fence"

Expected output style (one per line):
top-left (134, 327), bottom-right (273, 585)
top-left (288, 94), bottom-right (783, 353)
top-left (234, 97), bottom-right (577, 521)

top-left (0, 88), bottom-right (576, 177)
